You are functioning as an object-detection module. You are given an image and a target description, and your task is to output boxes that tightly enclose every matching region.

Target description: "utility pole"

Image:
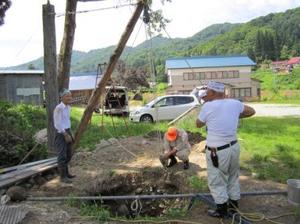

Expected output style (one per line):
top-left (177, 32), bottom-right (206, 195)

top-left (57, 0), bottom-right (77, 92)
top-left (73, 1), bottom-right (145, 149)
top-left (42, 2), bottom-right (59, 150)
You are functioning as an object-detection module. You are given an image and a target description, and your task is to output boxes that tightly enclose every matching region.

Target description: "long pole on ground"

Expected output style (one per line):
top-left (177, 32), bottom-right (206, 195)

top-left (42, 2), bottom-right (59, 150)
top-left (73, 1), bottom-right (145, 149)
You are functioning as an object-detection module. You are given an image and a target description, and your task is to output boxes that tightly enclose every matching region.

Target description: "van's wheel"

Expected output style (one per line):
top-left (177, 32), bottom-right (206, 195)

top-left (140, 114), bottom-right (153, 123)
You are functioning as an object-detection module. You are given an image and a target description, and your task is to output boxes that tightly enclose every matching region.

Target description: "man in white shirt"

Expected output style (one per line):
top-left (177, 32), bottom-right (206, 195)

top-left (196, 81), bottom-right (255, 218)
top-left (54, 89), bottom-right (75, 183)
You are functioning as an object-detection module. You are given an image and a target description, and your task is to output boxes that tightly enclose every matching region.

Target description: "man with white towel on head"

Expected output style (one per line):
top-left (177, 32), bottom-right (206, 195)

top-left (196, 81), bottom-right (255, 218)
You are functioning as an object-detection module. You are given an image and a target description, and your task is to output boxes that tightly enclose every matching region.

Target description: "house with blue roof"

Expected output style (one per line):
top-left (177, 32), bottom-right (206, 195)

top-left (165, 55), bottom-right (261, 101)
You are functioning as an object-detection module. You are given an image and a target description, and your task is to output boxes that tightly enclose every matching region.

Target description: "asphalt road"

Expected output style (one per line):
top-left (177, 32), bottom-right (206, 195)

top-left (247, 103), bottom-right (300, 117)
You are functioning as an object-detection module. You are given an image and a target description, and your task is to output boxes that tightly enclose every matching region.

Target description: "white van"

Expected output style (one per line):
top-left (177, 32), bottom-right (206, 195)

top-left (103, 86), bottom-right (129, 115)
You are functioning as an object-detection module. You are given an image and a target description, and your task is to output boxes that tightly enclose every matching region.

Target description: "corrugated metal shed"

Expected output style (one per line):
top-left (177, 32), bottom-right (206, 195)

top-left (165, 55), bottom-right (256, 69)
top-left (0, 70), bottom-right (43, 105)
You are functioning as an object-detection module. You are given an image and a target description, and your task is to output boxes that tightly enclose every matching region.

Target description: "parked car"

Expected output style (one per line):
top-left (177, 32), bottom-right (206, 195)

top-left (129, 94), bottom-right (200, 122)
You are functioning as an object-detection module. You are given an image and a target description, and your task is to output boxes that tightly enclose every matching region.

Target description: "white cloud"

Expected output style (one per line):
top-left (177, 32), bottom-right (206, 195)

top-left (0, 0), bottom-right (299, 67)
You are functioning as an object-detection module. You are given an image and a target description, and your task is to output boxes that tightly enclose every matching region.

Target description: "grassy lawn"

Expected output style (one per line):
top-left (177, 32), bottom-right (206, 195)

top-left (72, 106), bottom-right (300, 183)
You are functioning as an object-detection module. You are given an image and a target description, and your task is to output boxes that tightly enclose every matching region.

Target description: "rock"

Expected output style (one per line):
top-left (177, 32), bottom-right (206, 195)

top-left (133, 93), bottom-right (143, 101)
top-left (44, 174), bottom-right (54, 181)
top-left (0, 195), bottom-right (10, 205)
top-left (34, 175), bottom-right (47, 185)
top-left (23, 183), bottom-right (33, 189)
top-left (135, 187), bottom-right (143, 194)
top-left (34, 128), bottom-right (48, 144)
top-left (6, 186), bottom-right (27, 201)
top-left (0, 189), bottom-right (6, 196)
top-left (117, 204), bottom-right (130, 217)
top-left (142, 140), bottom-right (150, 145)
top-left (95, 140), bottom-right (111, 150)
top-left (107, 138), bottom-right (119, 145)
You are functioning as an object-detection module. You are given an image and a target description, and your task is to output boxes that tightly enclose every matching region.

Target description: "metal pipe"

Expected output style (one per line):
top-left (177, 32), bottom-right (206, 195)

top-left (27, 190), bottom-right (287, 202)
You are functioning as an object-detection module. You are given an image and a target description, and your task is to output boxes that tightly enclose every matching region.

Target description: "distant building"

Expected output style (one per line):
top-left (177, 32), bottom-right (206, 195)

top-left (0, 70), bottom-right (43, 105)
top-left (288, 57), bottom-right (300, 67)
top-left (270, 57), bottom-right (300, 73)
top-left (270, 60), bottom-right (289, 73)
top-left (165, 55), bottom-right (260, 101)
top-left (69, 72), bottom-right (98, 103)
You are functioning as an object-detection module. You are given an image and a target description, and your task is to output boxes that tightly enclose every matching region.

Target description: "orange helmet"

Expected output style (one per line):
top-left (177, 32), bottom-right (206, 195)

top-left (166, 127), bottom-right (177, 142)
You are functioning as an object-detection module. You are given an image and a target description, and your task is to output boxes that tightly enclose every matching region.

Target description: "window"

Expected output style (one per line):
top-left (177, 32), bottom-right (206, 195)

top-left (188, 73), bottom-right (194, 80)
top-left (232, 88), bottom-right (252, 98)
top-left (199, 72), bottom-right (205, 80)
top-left (211, 72), bottom-right (218, 79)
top-left (228, 71), bottom-right (234, 78)
top-left (233, 71), bottom-right (239, 78)
top-left (206, 72), bottom-right (212, 79)
top-left (175, 96), bottom-right (194, 105)
top-left (155, 97), bottom-right (175, 107)
top-left (183, 73), bottom-right (189, 80)
top-left (222, 71), bottom-right (228, 78)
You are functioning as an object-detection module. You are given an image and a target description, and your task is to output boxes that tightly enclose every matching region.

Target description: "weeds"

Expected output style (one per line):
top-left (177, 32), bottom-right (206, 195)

top-left (80, 202), bottom-right (110, 222)
top-left (188, 176), bottom-right (208, 192)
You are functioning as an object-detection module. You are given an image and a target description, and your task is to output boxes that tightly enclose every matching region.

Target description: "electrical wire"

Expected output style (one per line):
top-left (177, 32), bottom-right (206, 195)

top-left (55, 2), bottom-right (138, 17)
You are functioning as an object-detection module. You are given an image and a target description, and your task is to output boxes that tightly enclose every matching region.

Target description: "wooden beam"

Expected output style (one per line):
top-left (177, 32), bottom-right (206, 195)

top-left (73, 1), bottom-right (145, 149)
top-left (42, 2), bottom-right (59, 150)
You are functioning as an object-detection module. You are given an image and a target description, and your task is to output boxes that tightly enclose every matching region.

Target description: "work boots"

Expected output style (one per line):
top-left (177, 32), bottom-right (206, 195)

top-left (228, 199), bottom-right (239, 214)
top-left (66, 166), bottom-right (76, 179)
top-left (167, 155), bottom-right (177, 167)
top-left (58, 165), bottom-right (72, 184)
top-left (207, 203), bottom-right (228, 218)
top-left (183, 160), bottom-right (190, 170)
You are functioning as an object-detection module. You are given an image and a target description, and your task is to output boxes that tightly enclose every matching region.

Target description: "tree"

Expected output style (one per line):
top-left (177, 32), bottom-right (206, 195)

top-left (0, 0), bottom-right (11, 25)
top-left (57, 0), bottom-right (78, 92)
top-left (280, 45), bottom-right (290, 60)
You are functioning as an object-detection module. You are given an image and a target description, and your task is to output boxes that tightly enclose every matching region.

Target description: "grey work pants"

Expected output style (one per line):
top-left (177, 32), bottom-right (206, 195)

top-left (206, 143), bottom-right (240, 204)
top-left (54, 129), bottom-right (72, 167)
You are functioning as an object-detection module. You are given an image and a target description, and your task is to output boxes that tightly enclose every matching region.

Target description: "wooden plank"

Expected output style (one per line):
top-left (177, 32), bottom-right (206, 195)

top-left (0, 162), bottom-right (57, 189)
top-left (0, 158), bottom-right (57, 175)
top-left (0, 160), bottom-right (57, 182)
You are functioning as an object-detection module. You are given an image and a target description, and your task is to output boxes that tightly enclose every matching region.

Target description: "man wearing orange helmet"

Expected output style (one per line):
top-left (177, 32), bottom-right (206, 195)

top-left (159, 127), bottom-right (191, 170)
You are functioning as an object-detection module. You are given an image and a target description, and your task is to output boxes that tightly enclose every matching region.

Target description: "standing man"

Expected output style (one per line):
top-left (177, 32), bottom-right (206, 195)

top-left (53, 89), bottom-right (76, 183)
top-left (196, 81), bottom-right (255, 218)
top-left (159, 127), bottom-right (191, 170)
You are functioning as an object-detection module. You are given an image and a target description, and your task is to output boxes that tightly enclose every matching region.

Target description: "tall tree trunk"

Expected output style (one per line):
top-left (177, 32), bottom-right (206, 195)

top-left (57, 0), bottom-right (77, 92)
top-left (42, 2), bottom-right (59, 150)
top-left (73, 1), bottom-right (144, 149)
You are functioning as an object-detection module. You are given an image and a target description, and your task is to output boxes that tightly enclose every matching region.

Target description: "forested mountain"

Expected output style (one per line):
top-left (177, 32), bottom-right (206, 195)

top-left (6, 7), bottom-right (300, 82)
top-left (190, 7), bottom-right (300, 63)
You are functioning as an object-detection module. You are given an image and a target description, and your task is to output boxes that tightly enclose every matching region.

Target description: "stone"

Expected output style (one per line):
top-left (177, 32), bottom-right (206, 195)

top-left (95, 140), bottom-right (111, 150)
top-left (135, 187), bottom-right (143, 194)
top-left (107, 138), bottom-right (119, 145)
top-left (117, 204), bottom-right (130, 217)
top-left (6, 186), bottom-right (27, 202)
top-left (34, 128), bottom-right (48, 144)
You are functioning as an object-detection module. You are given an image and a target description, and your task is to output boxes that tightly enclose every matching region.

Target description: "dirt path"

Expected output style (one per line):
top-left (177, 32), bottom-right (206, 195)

top-left (16, 135), bottom-right (298, 224)
top-left (248, 103), bottom-right (300, 117)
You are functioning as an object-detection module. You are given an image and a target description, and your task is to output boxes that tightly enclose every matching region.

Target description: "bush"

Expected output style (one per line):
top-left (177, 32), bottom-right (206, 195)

top-left (0, 101), bottom-right (47, 167)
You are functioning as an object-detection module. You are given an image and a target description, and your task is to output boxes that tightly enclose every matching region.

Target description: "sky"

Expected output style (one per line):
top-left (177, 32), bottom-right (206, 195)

top-left (0, 0), bottom-right (300, 67)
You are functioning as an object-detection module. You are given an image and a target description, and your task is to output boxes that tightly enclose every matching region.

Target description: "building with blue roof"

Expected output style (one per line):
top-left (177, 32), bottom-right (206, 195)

top-left (165, 55), bottom-right (261, 101)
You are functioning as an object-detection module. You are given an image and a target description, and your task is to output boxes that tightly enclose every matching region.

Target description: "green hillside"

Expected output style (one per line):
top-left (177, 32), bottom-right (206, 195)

top-left (190, 7), bottom-right (300, 63)
top-left (7, 23), bottom-right (238, 80)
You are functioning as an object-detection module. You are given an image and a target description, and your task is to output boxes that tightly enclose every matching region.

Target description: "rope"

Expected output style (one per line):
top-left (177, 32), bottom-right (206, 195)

top-left (228, 201), bottom-right (295, 224)
top-left (130, 198), bottom-right (143, 216)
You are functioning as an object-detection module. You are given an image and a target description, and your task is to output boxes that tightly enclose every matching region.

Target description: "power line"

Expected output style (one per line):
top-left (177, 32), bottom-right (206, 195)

top-left (55, 2), bottom-right (137, 17)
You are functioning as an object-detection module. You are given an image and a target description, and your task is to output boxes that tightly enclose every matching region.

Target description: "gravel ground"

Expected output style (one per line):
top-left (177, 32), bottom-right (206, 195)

top-left (248, 103), bottom-right (300, 117)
